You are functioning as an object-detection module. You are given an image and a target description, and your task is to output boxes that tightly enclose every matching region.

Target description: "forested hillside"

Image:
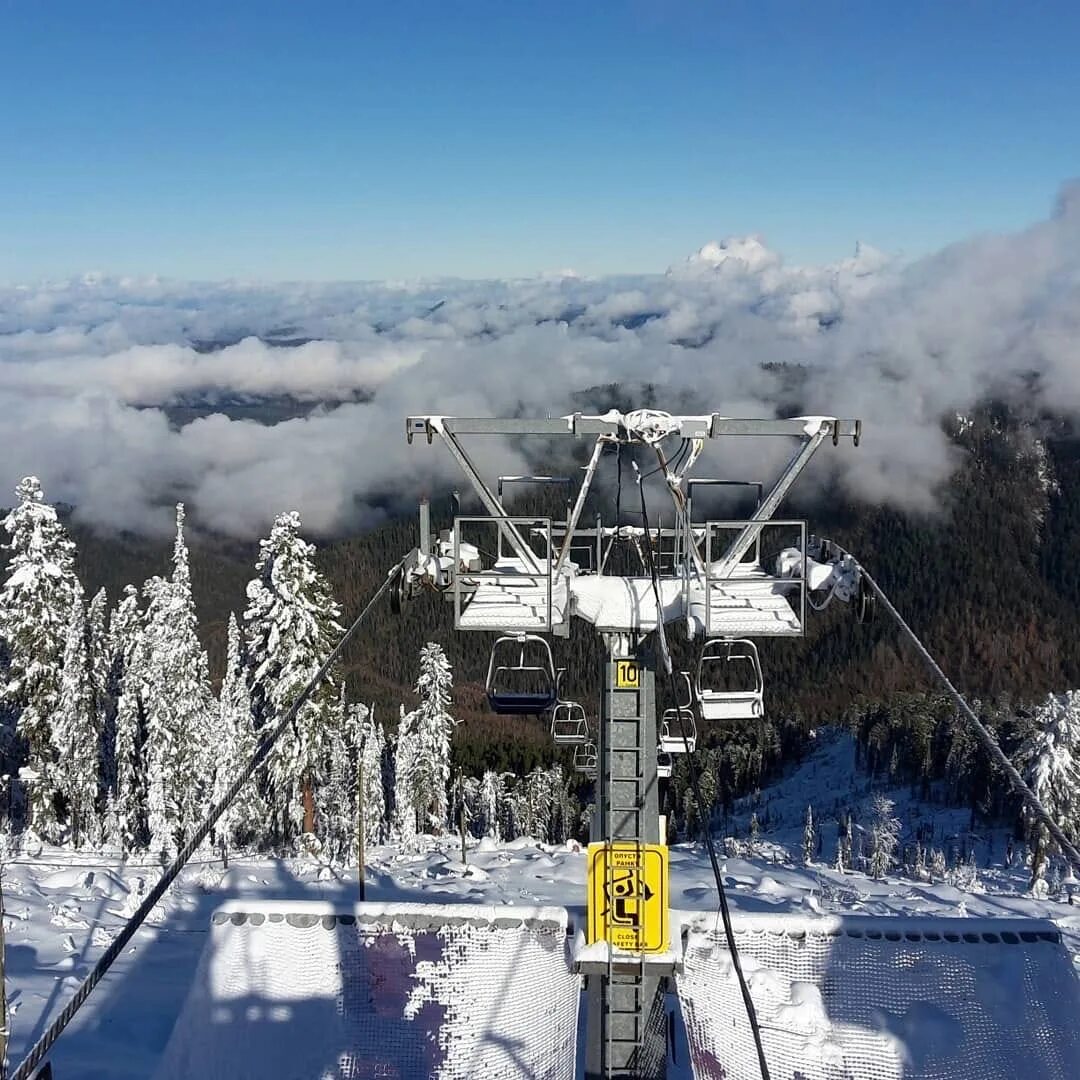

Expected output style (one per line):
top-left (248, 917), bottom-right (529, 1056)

top-left (4, 403), bottom-right (1079, 814)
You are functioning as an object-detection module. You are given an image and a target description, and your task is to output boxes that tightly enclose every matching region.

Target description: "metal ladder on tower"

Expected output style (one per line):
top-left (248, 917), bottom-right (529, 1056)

top-left (595, 639), bottom-right (663, 1078)
top-left (603, 727), bottom-right (647, 1074)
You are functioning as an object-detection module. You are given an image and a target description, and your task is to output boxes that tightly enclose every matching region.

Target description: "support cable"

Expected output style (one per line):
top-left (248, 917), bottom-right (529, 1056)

top-left (615, 442), bottom-right (623, 531)
top-left (10, 557), bottom-right (408, 1080)
top-left (856, 562), bottom-right (1080, 876)
top-left (634, 464), bottom-right (771, 1080)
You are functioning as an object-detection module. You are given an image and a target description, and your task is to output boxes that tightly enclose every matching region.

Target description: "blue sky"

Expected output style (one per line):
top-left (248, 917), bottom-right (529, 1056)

top-left (2, 1), bottom-right (1078, 281)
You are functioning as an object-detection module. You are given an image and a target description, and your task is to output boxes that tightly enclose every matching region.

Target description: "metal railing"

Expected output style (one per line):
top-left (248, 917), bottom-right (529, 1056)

top-left (698, 519), bottom-right (807, 637)
top-left (453, 516), bottom-right (554, 631)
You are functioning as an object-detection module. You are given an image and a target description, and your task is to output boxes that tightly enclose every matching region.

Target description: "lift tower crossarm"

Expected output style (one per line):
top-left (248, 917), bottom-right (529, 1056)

top-left (406, 414), bottom-right (861, 441)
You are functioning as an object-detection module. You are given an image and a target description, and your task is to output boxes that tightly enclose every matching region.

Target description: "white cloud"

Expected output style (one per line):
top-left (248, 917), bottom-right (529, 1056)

top-left (1, 183), bottom-right (1078, 537)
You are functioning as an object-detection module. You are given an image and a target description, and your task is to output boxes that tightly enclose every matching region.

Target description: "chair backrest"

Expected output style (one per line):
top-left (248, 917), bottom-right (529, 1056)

top-left (486, 635), bottom-right (558, 714)
top-left (696, 639), bottom-right (764, 721)
top-left (156, 902), bottom-right (579, 1080)
top-left (660, 707), bottom-right (697, 752)
top-left (551, 700), bottom-right (589, 744)
top-left (677, 911), bottom-right (1080, 1080)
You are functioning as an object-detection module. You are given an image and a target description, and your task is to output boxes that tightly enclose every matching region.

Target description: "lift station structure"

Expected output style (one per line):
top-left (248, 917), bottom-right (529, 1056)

top-left (392, 409), bottom-right (866, 1076)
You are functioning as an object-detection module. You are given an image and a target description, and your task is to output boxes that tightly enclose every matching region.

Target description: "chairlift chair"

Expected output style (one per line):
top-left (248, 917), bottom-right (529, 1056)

top-left (573, 741), bottom-right (598, 777)
top-left (657, 750), bottom-right (673, 779)
top-left (486, 633), bottom-right (560, 715)
top-left (660, 707), bottom-right (697, 754)
top-left (696, 638), bottom-right (764, 721)
top-left (550, 700), bottom-right (589, 745)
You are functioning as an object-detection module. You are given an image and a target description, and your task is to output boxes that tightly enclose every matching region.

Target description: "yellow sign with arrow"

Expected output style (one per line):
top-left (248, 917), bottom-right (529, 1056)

top-left (587, 842), bottom-right (669, 954)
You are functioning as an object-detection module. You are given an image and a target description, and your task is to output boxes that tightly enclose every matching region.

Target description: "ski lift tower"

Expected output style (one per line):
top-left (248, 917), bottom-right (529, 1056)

top-left (394, 409), bottom-right (862, 1078)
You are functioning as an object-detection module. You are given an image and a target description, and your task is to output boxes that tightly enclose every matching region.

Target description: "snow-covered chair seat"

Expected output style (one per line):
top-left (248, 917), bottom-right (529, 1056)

top-left (676, 911), bottom-right (1080, 1080)
top-left (155, 901), bottom-right (579, 1080)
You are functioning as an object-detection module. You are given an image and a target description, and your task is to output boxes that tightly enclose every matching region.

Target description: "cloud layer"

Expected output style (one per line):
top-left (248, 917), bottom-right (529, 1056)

top-left (2, 184), bottom-right (1079, 538)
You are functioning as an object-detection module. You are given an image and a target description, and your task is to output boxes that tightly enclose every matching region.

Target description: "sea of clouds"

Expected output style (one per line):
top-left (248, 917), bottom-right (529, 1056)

top-left (1, 183), bottom-right (1078, 538)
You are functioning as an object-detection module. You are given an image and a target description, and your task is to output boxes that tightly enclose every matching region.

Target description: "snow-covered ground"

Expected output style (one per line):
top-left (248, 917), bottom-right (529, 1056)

top-left (4, 730), bottom-right (1079, 1078)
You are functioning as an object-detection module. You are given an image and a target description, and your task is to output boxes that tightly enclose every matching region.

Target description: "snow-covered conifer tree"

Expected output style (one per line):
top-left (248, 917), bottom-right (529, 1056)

top-left (142, 578), bottom-right (175, 851)
top-left (545, 765), bottom-right (574, 845)
top-left (449, 770), bottom-right (478, 841)
top-left (52, 585), bottom-right (100, 846)
top-left (869, 794), bottom-right (901, 880)
top-left (802, 804), bottom-right (816, 865)
top-left (518, 768), bottom-right (544, 842)
top-left (108, 585), bottom-right (146, 849)
top-left (0, 477), bottom-right (79, 838)
top-left (503, 780), bottom-right (524, 841)
top-left (682, 789), bottom-right (699, 839)
top-left (929, 847), bottom-right (947, 883)
top-left (392, 706), bottom-right (417, 846)
top-left (245, 512), bottom-right (342, 848)
top-left (395, 643), bottom-right (456, 835)
top-left (834, 812), bottom-right (851, 872)
top-left (212, 612), bottom-right (264, 860)
top-left (478, 770), bottom-right (506, 841)
top-left (356, 705), bottom-right (386, 846)
top-left (85, 587), bottom-right (111, 785)
top-left (318, 695), bottom-right (353, 865)
top-left (914, 841), bottom-right (928, 881)
top-left (169, 504), bottom-right (215, 834)
top-left (517, 765), bottom-right (570, 843)
top-left (141, 506), bottom-right (215, 853)
top-left (1015, 691), bottom-right (1080, 889)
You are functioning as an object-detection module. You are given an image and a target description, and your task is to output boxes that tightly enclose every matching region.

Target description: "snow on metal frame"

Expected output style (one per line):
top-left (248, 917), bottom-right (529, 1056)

top-left (457, 559), bottom-right (568, 631)
top-left (155, 901), bottom-right (579, 1080)
top-left (675, 911), bottom-right (1080, 1080)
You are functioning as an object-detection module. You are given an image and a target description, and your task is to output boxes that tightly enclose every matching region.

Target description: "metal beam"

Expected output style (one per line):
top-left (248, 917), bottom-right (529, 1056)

top-left (407, 414), bottom-right (861, 442)
top-left (709, 416), bottom-right (859, 439)
top-left (711, 421), bottom-right (832, 579)
top-left (497, 475), bottom-right (572, 496)
top-left (434, 427), bottom-right (542, 572)
top-left (555, 437), bottom-right (608, 575)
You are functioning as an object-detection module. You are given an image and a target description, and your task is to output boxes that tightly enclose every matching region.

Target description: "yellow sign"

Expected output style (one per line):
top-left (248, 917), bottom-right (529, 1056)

top-left (587, 842), bottom-right (669, 954)
top-left (615, 660), bottom-right (640, 689)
